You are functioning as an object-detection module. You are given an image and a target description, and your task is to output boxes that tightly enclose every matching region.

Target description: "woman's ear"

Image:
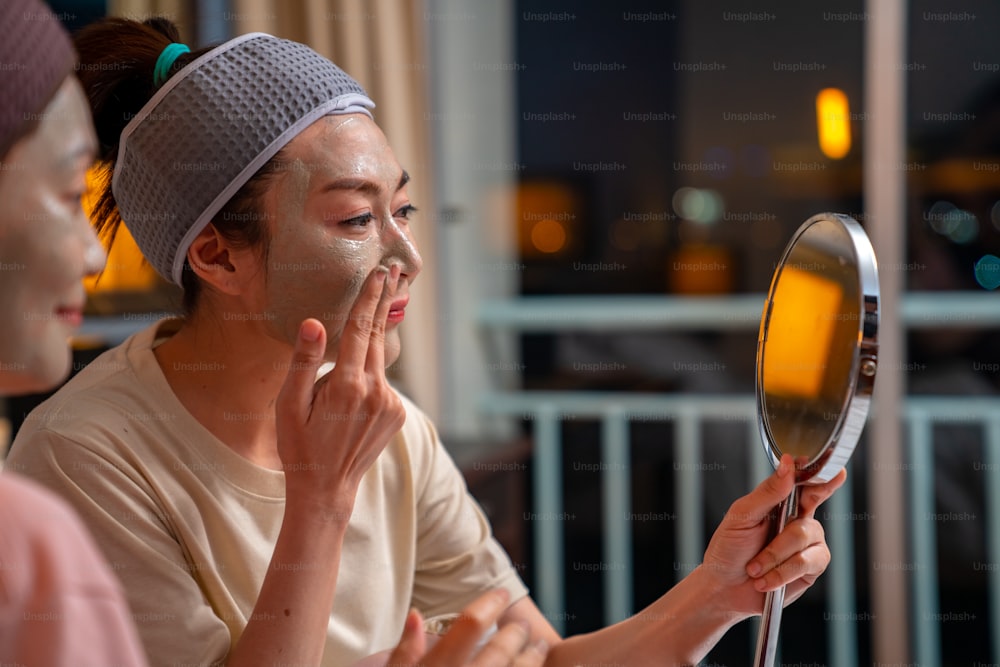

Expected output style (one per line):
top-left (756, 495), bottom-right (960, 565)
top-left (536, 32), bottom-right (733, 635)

top-left (186, 224), bottom-right (260, 296)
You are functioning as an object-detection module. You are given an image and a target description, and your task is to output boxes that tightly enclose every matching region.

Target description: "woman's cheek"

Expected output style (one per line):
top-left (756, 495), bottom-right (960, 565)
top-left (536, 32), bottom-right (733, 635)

top-left (320, 263), bottom-right (371, 346)
top-left (264, 233), bottom-right (375, 354)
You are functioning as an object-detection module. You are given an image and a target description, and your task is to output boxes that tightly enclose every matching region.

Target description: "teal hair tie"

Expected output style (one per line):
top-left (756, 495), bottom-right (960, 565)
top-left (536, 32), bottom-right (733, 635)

top-left (153, 42), bottom-right (190, 87)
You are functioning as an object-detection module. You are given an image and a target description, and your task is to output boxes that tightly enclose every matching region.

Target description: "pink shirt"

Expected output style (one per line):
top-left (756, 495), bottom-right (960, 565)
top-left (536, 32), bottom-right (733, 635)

top-left (0, 473), bottom-right (148, 666)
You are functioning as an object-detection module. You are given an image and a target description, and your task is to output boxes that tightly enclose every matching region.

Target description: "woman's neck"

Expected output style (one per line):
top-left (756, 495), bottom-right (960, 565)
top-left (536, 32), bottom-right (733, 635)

top-left (153, 315), bottom-right (294, 471)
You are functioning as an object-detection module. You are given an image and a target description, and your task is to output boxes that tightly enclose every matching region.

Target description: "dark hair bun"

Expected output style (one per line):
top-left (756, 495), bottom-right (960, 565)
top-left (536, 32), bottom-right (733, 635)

top-left (74, 17), bottom-right (207, 160)
top-left (73, 17), bottom-right (212, 246)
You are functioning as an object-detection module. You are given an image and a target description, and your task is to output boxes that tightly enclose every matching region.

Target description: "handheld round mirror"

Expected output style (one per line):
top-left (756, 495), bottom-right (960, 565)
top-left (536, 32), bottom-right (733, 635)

top-left (752, 212), bottom-right (879, 667)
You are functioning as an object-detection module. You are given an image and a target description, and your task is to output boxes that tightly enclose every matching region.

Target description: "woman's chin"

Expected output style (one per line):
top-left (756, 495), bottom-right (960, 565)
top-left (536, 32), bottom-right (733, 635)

top-left (0, 348), bottom-right (71, 396)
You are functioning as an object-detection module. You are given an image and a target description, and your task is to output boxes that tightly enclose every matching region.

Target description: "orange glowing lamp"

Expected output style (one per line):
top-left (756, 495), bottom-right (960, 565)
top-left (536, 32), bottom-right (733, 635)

top-left (816, 88), bottom-right (851, 160)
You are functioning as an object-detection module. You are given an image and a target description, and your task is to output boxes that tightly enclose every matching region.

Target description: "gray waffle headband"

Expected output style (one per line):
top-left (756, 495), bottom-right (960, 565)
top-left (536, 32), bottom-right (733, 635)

top-left (112, 32), bottom-right (375, 285)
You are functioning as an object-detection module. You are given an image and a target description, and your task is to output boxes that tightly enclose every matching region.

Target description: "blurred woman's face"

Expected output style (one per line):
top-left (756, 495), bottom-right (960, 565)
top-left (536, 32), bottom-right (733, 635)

top-left (0, 77), bottom-right (105, 394)
top-left (251, 113), bottom-right (423, 367)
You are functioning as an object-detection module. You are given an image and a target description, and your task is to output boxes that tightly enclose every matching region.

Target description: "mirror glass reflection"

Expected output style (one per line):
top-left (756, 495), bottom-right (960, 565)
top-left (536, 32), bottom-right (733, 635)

top-left (759, 217), bottom-right (861, 464)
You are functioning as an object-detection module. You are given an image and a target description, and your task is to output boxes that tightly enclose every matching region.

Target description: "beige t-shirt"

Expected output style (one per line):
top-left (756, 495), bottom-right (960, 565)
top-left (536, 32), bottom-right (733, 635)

top-left (8, 320), bottom-right (527, 667)
top-left (0, 473), bottom-right (149, 666)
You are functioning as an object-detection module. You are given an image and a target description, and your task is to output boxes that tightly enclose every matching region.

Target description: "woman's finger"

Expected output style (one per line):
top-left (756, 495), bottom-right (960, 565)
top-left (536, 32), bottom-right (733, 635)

top-left (365, 264), bottom-right (399, 374)
top-left (469, 621), bottom-right (530, 667)
top-left (745, 517), bottom-right (825, 580)
top-left (723, 454), bottom-right (795, 530)
top-left (765, 543), bottom-right (831, 595)
top-left (796, 469), bottom-right (848, 518)
top-left (335, 266), bottom-right (389, 376)
top-left (383, 609), bottom-right (427, 667)
top-left (423, 590), bottom-right (511, 666)
top-left (511, 640), bottom-right (548, 667)
top-left (275, 318), bottom-right (327, 425)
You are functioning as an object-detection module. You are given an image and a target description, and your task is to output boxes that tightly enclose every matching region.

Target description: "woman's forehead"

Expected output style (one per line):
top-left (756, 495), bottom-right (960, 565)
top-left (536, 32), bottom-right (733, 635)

top-left (15, 78), bottom-right (95, 174)
top-left (284, 115), bottom-right (401, 186)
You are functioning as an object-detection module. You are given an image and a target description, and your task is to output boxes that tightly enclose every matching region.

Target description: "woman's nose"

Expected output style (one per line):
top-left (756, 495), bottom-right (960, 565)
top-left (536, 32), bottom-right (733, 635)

top-left (383, 217), bottom-right (423, 279)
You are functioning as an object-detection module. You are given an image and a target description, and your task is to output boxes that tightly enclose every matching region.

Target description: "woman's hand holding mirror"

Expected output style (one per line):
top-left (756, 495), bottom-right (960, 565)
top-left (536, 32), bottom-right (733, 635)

top-left (700, 453), bottom-right (846, 618)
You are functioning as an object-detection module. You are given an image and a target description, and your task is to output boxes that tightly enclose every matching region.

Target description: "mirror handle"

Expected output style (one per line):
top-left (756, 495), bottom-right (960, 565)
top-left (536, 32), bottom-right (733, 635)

top-left (752, 486), bottom-right (800, 667)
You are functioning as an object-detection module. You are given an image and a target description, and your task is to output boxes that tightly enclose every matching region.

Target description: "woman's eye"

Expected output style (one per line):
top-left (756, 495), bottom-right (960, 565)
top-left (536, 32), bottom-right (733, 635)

top-left (394, 204), bottom-right (418, 220)
top-left (342, 212), bottom-right (374, 227)
top-left (340, 205), bottom-right (417, 227)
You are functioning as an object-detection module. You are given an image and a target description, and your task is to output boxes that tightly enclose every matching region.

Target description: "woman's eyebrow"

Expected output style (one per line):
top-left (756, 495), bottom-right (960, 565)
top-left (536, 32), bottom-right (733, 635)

top-left (319, 169), bottom-right (410, 196)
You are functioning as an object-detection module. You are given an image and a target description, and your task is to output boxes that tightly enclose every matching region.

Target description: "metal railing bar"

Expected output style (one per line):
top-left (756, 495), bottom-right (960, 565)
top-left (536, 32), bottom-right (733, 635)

top-left (908, 412), bottom-right (940, 665)
top-left (478, 295), bottom-right (764, 332)
top-left (985, 417), bottom-right (1000, 663)
top-left (601, 408), bottom-right (633, 624)
top-left (480, 392), bottom-right (757, 420)
top-left (904, 396), bottom-right (1000, 419)
top-left (826, 469), bottom-right (859, 667)
top-left (532, 406), bottom-right (565, 634)
top-left (477, 292), bottom-right (1000, 331)
top-left (676, 407), bottom-right (703, 584)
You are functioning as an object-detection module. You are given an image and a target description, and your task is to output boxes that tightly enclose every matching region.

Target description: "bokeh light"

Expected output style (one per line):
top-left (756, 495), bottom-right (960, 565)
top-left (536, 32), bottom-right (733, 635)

top-left (990, 201), bottom-right (1000, 231)
top-left (946, 210), bottom-right (979, 244)
top-left (925, 201), bottom-right (958, 234)
top-left (816, 88), bottom-right (851, 159)
top-left (672, 187), bottom-right (724, 224)
top-left (974, 254), bottom-right (1000, 290)
top-left (530, 218), bottom-right (567, 254)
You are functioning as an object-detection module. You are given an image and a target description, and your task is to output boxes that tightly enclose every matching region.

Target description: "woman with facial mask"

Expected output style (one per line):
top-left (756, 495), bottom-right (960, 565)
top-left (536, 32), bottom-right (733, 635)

top-left (9, 15), bottom-right (845, 667)
top-left (0, 1), bottom-right (148, 664)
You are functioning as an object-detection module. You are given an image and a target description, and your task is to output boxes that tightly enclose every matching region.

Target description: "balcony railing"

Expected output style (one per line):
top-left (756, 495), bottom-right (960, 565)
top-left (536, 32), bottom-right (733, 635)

top-left (476, 292), bottom-right (1000, 665)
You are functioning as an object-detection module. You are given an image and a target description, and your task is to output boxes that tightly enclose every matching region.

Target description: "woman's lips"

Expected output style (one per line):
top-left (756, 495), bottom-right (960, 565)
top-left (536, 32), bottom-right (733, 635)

top-left (54, 306), bottom-right (84, 327)
top-left (387, 297), bottom-right (408, 324)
